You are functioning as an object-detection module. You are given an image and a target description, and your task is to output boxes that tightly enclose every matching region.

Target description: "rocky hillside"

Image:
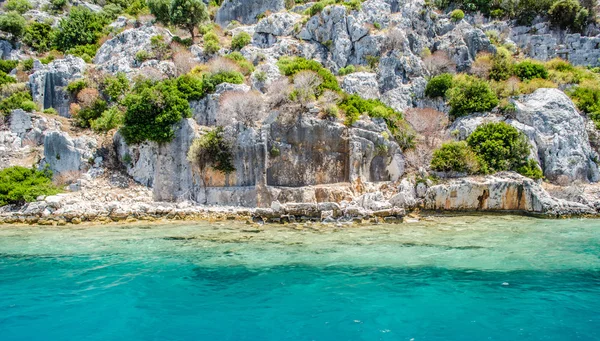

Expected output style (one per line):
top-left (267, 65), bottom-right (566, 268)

top-left (2, 0), bottom-right (600, 222)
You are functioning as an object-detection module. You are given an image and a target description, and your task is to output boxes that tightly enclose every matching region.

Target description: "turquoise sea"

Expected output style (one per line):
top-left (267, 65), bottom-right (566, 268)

top-left (1, 216), bottom-right (599, 340)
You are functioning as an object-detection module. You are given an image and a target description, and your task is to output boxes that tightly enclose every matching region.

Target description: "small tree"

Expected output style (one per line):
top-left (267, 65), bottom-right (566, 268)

top-left (0, 12), bottom-right (26, 39)
top-left (149, 0), bottom-right (208, 40)
top-left (467, 122), bottom-right (530, 172)
top-left (548, 0), bottom-right (589, 33)
top-left (447, 74), bottom-right (499, 117)
top-left (292, 70), bottom-right (322, 108)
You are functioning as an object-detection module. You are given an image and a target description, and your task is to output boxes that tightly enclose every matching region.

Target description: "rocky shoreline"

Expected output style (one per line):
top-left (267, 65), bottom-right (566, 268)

top-left (2, 171), bottom-right (599, 227)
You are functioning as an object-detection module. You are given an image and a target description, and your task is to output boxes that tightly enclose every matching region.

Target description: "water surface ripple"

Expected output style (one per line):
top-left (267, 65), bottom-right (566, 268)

top-left (0, 216), bottom-right (599, 340)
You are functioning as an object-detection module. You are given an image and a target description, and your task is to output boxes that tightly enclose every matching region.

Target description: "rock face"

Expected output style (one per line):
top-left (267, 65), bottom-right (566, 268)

top-left (29, 56), bottom-right (87, 117)
top-left (117, 115), bottom-right (405, 207)
top-left (42, 131), bottom-right (97, 174)
top-left (513, 88), bottom-right (599, 183)
top-left (424, 172), bottom-right (596, 216)
top-left (216, 0), bottom-right (285, 26)
top-left (94, 25), bottom-right (171, 77)
top-left (342, 72), bottom-right (380, 99)
top-left (254, 12), bottom-right (301, 47)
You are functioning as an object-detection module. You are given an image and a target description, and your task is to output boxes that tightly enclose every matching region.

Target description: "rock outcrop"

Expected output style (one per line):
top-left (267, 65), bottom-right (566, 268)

top-left (29, 56), bottom-right (87, 117)
top-left (513, 88), bottom-right (599, 183)
top-left (215, 0), bottom-right (285, 26)
top-left (42, 131), bottom-right (97, 174)
top-left (424, 172), bottom-right (596, 217)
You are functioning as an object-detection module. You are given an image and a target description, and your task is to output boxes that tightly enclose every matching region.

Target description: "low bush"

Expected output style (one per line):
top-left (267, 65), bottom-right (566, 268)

top-left (101, 72), bottom-right (130, 102)
top-left (514, 60), bottom-right (548, 81)
top-left (489, 47), bottom-right (514, 81)
top-left (466, 122), bottom-right (530, 173)
top-left (0, 90), bottom-right (33, 115)
top-left (450, 9), bottom-right (464, 22)
top-left (430, 141), bottom-right (482, 174)
top-left (569, 80), bottom-right (600, 114)
top-left (516, 159), bottom-right (544, 180)
top-left (224, 52), bottom-right (254, 75)
top-left (66, 79), bottom-right (88, 94)
top-left (277, 56), bottom-right (340, 93)
top-left (187, 127), bottom-right (235, 174)
top-left (53, 6), bottom-right (107, 52)
top-left (121, 80), bottom-right (191, 144)
top-left (0, 71), bottom-right (16, 87)
top-left (231, 32), bottom-right (251, 50)
top-left (0, 60), bottom-right (18, 74)
top-left (0, 166), bottom-right (60, 206)
top-left (74, 99), bottom-right (107, 128)
top-left (338, 64), bottom-right (356, 76)
top-left (519, 78), bottom-right (557, 94)
top-left (447, 74), bottom-right (499, 117)
top-left (0, 11), bottom-right (26, 39)
top-left (425, 73), bottom-right (453, 98)
top-left (65, 44), bottom-right (98, 63)
top-left (4, 0), bottom-right (33, 14)
top-left (91, 107), bottom-right (124, 132)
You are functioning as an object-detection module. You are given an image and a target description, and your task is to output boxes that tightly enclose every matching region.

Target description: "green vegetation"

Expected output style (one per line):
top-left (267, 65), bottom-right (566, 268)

top-left (66, 79), bottom-right (88, 94)
top-left (277, 56), bottom-right (340, 93)
top-left (0, 91), bottom-right (34, 115)
top-left (489, 47), bottom-right (513, 81)
top-left (148, 0), bottom-right (208, 39)
top-left (514, 60), bottom-right (548, 81)
top-left (187, 127), bottom-right (235, 174)
top-left (74, 98), bottom-right (107, 128)
top-left (121, 80), bottom-right (192, 144)
top-left (338, 65), bottom-right (356, 76)
top-left (0, 11), bottom-right (26, 39)
top-left (231, 32), bottom-right (251, 50)
top-left (425, 73), bottom-right (453, 98)
top-left (467, 122), bottom-right (530, 173)
top-left (91, 107), bottom-right (124, 132)
top-left (53, 7), bottom-right (106, 52)
top-left (224, 52), bottom-right (254, 75)
top-left (450, 9), bottom-right (465, 21)
top-left (101, 73), bottom-right (130, 102)
top-left (447, 74), bottom-right (499, 117)
top-left (0, 166), bottom-right (60, 206)
top-left (431, 122), bottom-right (542, 179)
top-left (431, 141), bottom-right (482, 174)
top-left (548, 0), bottom-right (588, 32)
top-left (4, 0), bottom-right (33, 14)
top-left (203, 30), bottom-right (221, 55)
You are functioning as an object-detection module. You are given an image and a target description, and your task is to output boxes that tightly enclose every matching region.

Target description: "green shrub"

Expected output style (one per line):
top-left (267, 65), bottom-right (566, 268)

top-left (21, 58), bottom-right (34, 72)
top-left (231, 32), bottom-right (251, 50)
top-left (514, 0), bottom-right (555, 26)
top-left (4, 0), bottom-right (32, 14)
top-left (0, 166), bottom-right (60, 206)
top-left (175, 74), bottom-right (205, 100)
top-left (516, 159), bottom-right (544, 179)
top-left (102, 72), bottom-right (130, 102)
top-left (425, 73), bottom-right (453, 98)
top-left (53, 7), bottom-right (106, 51)
top-left (66, 79), bottom-right (88, 94)
top-left (430, 141), bottom-right (482, 174)
top-left (75, 99), bottom-right (107, 128)
top-left (203, 40), bottom-right (220, 55)
top-left (338, 64), bottom-right (356, 76)
top-left (0, 60), bottom-right (18, 73)
top-left (447, 74), bottom-right (499, 117)
top-left (548, 0), bottom-right (589, 33)
top-left (224, 52), bottom-right (254, 75)
top-left (43, 108), bottom-right (58, 115)
top-left (489, 47), bottom-right (514, 81)
top-left (187, 127), bottom-right (235, 174)
top-left (519, 78), bottom-right (557, 94)
top-left (20, 100), bottom-right (36, 112)
top-left (201, 70), bottom-right (245, 93)
top-left (91, 107), bottom-right (124, 132)
top-left (49, 0), bottom-right (67, 12)
top-left (450, 9), bottom-right (464, 21)
top-left (121, 80), bottom-right (192, 144)
top-left (0, 11), bottom-right (26, 38)
top-left (0, 91), bottom-right (33, 115)
top-left (277, 56), bottom-right (340, 93)
top-left (0, 71), bottom-right (16, 87)
top-left (569, 81), bottom-right (600, 114)
top-left (65, 44), bottom-right (98, 63)
top-left (514, 60), bottom-right (548, 81)
top-left (135, 50), bottom-right (152, 63)
top-left (466, 122), bottom-right (530, 173)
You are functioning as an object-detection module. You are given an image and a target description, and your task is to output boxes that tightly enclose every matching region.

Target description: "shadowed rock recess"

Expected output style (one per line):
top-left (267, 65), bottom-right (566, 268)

top-left (2, 0), bottom-right (600, 224)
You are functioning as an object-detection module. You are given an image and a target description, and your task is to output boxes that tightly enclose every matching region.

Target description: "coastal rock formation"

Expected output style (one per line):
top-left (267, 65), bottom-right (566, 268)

top-left (424, 172), bottom-right (596, 216)
top-left (513, 88), bottom-right (599, 183)
top-left (29, 56), bottom-right (87, 117)
top-left (42, 131), bottom-right (97, 174)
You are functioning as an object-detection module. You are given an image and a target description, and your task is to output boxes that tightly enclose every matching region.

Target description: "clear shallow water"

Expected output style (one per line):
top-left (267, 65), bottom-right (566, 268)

top-left (0, 216), bottom-right (599, 340)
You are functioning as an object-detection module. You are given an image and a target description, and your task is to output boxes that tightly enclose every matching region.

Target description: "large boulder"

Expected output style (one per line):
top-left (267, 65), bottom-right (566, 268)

top-left (513, 88), bottom-right (599, 183)
top-left (94, 25), bottom-right (170, 77)
top-left (424, 172), bottom-right (595, 216)
top-left (42, 131), bottom-right (96, 174)
top-left (215, 0), bottom-right (286, 26)
top-left (29, 55), bottom-right (87, 117)
top-left (254, 12), bottom-right (301, 47)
